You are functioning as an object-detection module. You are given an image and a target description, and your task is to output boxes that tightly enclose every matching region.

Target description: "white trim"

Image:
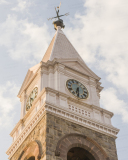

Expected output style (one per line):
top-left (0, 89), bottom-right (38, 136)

top-left (45, 102), bottom-right (119, 135)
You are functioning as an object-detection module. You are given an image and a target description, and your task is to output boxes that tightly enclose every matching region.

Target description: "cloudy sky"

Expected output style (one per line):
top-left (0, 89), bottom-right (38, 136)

top-left (0, 0), bottom-right (128, 159)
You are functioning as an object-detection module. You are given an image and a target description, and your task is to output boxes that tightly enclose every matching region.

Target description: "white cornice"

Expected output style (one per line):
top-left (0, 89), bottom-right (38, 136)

top-left (45, 102), bottom-right (118, 133)
top-left (10, 87), bottom-right (114, 137)
top-left (46, 108), bottom-right (119, 139)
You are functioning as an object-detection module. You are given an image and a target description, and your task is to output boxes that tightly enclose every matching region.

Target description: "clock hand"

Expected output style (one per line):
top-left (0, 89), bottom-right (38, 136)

top-left (30, 97), bottom-right (34, 104)
top-left (76, 87), bottom-right (79, 97)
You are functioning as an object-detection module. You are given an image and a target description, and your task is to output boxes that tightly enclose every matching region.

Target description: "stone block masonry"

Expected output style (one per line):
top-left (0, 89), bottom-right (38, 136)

top-left (11, 112), bottom-right (118, 160)
top-left (45, 113), bottom-right (118, 160)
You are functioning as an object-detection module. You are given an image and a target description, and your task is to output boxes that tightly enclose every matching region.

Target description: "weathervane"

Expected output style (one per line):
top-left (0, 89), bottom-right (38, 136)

top-left (48, 2), bottom-right (69, 30)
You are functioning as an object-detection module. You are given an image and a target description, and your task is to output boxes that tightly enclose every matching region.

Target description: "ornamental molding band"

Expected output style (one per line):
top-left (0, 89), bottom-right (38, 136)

top-left (45, 103), bottom-right (119, 137)
top-left (55, 133), bottom-right (109, 160)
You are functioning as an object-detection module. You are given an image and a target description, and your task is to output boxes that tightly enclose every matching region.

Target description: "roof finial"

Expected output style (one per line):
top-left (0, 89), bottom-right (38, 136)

top-left (48, 2), bottom-right (69, 30)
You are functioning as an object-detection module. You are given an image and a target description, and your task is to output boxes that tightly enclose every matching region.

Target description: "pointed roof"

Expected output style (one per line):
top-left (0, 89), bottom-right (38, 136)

top-left (42, 26), bottom-right (84, 63)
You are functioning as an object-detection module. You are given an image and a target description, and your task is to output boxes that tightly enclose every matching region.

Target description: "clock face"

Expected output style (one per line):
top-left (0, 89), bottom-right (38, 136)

top-left (26, 87), bottom-right (38, 111)
top-left (66, 79), bottom-right (88, 99)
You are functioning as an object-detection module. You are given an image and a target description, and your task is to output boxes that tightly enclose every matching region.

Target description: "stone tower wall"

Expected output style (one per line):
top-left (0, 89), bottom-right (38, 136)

top-left (46, 113), bottom-right (118, 160)
top-left (10, 113), bottom-right (118, 160)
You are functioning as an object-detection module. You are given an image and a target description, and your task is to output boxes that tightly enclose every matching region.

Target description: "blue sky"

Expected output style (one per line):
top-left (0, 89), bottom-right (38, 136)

top-left (0, 0), bottom-right (128, 159)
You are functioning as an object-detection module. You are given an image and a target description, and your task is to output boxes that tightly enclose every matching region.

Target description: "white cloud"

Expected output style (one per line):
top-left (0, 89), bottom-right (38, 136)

top-left (101, 88), bottom-right (128, 123)
top-left (12, 0), bottom-right (31, 12)
top-left (0, 0), bottom-right (8, 4)
top-left (65, 0), bottom-right (128, 122)
top-left (0, 81), bottom-right (19, 129)
top-left (66, 0), bottom-right (128, 94)
top-left (0, 15), bottom-right (51, 64)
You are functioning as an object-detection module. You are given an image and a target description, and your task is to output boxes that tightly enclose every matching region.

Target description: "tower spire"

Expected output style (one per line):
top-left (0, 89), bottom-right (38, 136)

top-left (42, 27), bottom-right (84, 63)
top-left (48, 3), bottom-right (69, 30)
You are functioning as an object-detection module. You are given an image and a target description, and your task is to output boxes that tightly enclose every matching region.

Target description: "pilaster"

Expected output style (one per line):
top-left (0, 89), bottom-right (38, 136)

top-left (20, 91), bottom-right (27, 119)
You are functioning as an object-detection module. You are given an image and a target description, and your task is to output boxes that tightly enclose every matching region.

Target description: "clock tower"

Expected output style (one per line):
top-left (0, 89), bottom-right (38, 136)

top-left (6, 14), bottom-right (119, 160)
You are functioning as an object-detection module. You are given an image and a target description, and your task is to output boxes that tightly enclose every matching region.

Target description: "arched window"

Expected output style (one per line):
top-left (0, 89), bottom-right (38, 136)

top-left (27, 156), bottom-right (35, 160)
top-left (67, 147), bottom-right (96, 160)
top-left (17, 141), bottom-right (42, 160)
top-left (55, 133), bottom-right (109, 160)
